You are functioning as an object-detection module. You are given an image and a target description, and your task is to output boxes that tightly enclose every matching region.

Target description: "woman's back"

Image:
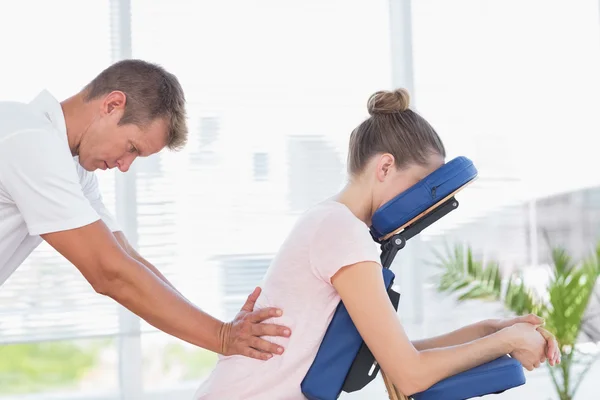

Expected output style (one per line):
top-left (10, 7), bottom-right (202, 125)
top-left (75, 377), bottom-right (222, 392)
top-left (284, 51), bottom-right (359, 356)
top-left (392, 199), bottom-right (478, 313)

top-left (194, 200), bottom-right (380, 399)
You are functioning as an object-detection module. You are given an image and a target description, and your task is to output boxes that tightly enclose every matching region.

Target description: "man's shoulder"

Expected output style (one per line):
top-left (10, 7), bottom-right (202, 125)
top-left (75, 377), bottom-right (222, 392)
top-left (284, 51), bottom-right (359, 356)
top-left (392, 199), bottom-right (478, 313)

top-left (0, 100), bottom-right (53, 143)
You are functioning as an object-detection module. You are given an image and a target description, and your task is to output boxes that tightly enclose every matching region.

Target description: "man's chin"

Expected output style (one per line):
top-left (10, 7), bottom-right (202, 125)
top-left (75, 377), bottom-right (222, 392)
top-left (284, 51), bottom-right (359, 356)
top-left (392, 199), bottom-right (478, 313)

top-left (79, 159), bottom-right (97, 172)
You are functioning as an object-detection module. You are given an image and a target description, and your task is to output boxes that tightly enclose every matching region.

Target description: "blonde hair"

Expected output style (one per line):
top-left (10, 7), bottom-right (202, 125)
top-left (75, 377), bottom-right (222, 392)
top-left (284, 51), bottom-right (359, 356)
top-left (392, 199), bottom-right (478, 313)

top-left (348, 88), bottom-right (445, 175)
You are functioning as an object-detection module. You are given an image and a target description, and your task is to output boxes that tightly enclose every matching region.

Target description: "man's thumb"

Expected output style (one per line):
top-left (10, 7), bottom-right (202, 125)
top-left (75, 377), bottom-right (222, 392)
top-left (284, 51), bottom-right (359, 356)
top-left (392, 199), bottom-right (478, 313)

top-left (241, 287), bottom-right (261, 312)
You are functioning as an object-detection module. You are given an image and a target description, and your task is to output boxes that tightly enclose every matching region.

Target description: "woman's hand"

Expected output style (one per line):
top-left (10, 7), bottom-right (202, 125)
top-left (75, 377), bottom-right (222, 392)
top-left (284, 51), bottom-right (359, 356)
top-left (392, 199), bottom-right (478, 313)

top-left (505, 322), bottom-right (547, 371)
top-left (489, 314), bottom-right (561, 367)
top-left (488, 313), bottom-right (545, 333)
top-left (537, 326), bottom-right (561, 366)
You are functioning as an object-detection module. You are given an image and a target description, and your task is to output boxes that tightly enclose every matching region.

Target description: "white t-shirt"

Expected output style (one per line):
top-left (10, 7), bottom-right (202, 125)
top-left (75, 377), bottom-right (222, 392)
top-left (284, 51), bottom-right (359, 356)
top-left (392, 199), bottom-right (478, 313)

top-left (0, 90), bottom-right (120, 286)
top-left (194, 200), bottom-right (381, 400)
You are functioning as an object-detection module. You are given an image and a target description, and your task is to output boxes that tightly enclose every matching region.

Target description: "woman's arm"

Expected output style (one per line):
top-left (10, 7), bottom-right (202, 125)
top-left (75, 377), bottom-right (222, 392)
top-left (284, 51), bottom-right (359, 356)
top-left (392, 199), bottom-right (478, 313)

top-left (411, 320), bottom-right (495, 351)
top-left (331, 261), bottom-right (543, 396)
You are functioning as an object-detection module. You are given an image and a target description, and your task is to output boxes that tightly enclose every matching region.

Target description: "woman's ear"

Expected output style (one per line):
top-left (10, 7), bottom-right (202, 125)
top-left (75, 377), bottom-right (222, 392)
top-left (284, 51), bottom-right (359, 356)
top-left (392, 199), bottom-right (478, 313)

top-left (376, 153), bottom-right (396, 181)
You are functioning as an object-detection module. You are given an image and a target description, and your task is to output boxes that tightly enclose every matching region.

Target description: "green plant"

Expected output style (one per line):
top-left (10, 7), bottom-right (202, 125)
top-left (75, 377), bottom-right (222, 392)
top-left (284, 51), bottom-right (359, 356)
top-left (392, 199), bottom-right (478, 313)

top-left (434, 243), bottom-right (600, 400)
top-left (0, 339), bottom-right (109, 394)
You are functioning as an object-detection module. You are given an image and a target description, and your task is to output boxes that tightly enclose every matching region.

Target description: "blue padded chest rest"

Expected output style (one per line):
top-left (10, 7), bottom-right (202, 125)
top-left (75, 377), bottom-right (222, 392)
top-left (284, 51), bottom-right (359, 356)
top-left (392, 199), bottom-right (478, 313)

top-left (301, 156), bottom-right (526, 400)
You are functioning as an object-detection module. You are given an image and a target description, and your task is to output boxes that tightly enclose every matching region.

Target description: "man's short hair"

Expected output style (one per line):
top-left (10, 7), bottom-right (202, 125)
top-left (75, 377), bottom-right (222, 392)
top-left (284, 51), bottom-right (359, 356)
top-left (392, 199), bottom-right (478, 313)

top-left (83, 59), bottom-right (188, 150)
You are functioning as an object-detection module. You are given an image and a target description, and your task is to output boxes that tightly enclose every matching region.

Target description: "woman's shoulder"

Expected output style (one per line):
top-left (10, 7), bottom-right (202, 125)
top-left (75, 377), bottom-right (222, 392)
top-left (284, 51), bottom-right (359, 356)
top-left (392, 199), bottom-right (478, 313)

top-left (296, 201), bottom-right (376, 257)
top-left (285, 200), bottom-right (375, 257)
top-left (311, 200), bottom-right (369, 233)
top-left (305, 199), bottom-right (357, 223)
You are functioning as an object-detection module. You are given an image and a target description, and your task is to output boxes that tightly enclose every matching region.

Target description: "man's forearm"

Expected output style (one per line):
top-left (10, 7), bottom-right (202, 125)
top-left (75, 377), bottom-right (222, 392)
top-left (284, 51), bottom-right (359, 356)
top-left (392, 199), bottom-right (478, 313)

top-left (42, 224), bottom-right (225, 354)
top-left (131, 249), bottom-right (186, 297)
top-left (412, 320), bottom-right (495, 351)
top-left (105, 253), bottom-right (224, 353)
top-left (113, 231), bottom-right (185, 297)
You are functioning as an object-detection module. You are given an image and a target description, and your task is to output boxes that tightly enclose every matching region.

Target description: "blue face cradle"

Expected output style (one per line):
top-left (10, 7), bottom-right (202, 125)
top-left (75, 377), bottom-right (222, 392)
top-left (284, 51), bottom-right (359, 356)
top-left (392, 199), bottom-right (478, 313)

top-left (370, 156), bottom-right (478, 241)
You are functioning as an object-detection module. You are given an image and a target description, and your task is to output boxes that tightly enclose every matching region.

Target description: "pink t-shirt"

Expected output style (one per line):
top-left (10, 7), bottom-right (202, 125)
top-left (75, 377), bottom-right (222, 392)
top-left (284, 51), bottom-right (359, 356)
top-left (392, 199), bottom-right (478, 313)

top-left (194, 200), bottom-right (381, 399)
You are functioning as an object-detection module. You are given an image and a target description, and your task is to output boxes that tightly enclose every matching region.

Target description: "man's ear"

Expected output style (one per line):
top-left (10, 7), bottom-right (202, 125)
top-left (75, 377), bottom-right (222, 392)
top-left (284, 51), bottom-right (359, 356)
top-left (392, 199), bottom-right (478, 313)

top-left (102, 91), bottom-right (127, 115)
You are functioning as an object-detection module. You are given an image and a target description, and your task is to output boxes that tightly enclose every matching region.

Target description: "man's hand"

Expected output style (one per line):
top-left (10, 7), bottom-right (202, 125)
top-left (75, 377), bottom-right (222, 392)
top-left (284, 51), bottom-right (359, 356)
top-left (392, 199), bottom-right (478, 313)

top-left (219, 287), bottom-right (292, 360)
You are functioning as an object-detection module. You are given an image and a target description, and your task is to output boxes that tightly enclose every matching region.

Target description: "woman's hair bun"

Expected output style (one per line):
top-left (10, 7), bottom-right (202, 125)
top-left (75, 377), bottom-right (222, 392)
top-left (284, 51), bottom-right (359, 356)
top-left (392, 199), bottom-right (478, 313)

top-left (367, 88), bottom-right (410, 116)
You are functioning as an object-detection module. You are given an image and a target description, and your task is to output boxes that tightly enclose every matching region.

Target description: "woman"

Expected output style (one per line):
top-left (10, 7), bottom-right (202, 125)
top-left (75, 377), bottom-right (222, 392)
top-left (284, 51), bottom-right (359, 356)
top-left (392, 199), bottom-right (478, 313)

top-left (194, 88), bottom-right (560, 399)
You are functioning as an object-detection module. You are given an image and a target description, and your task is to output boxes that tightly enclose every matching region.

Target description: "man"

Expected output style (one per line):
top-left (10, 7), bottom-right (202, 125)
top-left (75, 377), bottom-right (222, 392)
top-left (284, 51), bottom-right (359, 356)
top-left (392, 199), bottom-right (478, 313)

top-left (0, 59), bottom-right (290, 360)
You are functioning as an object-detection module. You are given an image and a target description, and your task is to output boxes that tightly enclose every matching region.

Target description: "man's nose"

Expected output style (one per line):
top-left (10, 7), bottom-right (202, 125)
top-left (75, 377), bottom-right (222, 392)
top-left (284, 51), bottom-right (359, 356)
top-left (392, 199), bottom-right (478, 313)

top-left (117, 153), bottom-right (137, 172)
